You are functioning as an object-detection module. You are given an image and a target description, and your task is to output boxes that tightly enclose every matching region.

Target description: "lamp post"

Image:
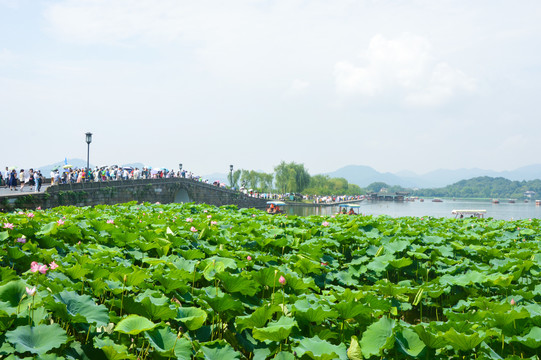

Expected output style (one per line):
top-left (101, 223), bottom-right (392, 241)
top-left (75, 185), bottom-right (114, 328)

top-left (229, 164), bottom-right (234, 187)
top-left (179, 163), bottom-right (182, 178)
top-left (85, 132), bottom-right (92, 173)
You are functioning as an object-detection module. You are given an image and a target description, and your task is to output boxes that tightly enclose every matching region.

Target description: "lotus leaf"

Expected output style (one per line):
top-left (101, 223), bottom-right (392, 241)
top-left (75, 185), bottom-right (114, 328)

top-left (360, 316), bottom-right (395, 357)
top-left (293, 335), bottom-right (348, 360)
top-left (6, 324), bottom-right (67, 355)
top-left (114, 314), bottom-right (157, 335)
top-left (176, 307), bottom-right (208, 331)
top-left (252, 316), bottom-right (297, 342)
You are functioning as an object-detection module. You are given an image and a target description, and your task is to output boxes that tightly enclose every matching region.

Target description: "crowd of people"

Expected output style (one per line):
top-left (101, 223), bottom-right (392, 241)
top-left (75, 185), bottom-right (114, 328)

top-left (0, 168), bottom-right (44, 192)
top-left (46, 166), bottom-right (229, 187)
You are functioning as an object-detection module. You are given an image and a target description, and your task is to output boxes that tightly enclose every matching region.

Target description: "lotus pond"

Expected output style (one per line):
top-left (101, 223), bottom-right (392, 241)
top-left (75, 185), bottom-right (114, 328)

top-left (1, 202), bottom-right (541, 359)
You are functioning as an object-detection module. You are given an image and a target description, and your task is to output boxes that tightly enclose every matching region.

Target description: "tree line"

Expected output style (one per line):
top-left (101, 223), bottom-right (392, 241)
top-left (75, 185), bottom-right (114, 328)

top-left (227, 161), bottom-right (362, 195)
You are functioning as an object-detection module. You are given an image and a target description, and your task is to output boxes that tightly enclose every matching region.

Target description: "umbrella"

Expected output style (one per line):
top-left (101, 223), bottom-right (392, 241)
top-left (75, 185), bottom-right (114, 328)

top-left (52, 166), bottom-right (60, 171)
top-left (8, 166), bottom-right (17, 171)
top-left (63, 164), bottom-right (73, 169)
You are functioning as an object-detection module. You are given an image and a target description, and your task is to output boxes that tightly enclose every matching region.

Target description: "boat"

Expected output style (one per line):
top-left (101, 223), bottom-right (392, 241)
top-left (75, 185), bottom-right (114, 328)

top-left (420, 198), bottom-right (424, 202)
top-left (452, 210), bottom-right (487, 219)
top-left (432, 198), bottom-right (443, 202)
top-left (536, 200), bottom-right (541, 206)
top-left (266, 201), bottom-right (286, 214)
top-left (492, 199), bottom-right (499, 204)
top-left (338, 203), bottom-right (361, 215)
top-left (508, 199), bottom-right (516, 204)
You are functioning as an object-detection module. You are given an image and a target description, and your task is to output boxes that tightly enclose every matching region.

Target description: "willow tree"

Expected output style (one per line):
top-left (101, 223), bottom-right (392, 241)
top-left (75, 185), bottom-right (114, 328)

top-left (274, 161), bottom-right (311, 193)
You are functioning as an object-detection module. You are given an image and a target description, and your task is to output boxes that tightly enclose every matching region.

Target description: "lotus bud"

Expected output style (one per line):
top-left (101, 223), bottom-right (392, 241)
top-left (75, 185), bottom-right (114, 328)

top-left (279, 275), bottom-right (286, 285)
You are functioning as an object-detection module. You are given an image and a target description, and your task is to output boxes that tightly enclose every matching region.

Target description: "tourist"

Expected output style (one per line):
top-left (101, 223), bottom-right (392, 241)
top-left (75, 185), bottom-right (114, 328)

top-left (28, 169), bottom-right (35, 191)
top-left (35, 171), bottom-right (43, 192)
top-left (19, 169), bottom-right (26, 191)
top-left (8, 170), bottom-right (17, 191)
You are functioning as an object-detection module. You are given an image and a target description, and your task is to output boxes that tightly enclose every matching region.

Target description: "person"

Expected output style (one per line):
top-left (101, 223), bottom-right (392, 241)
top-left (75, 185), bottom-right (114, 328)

top-left (19, 169), bottom-right (26, 191)
top-left (348, 208), bottom-right (355, 215)
top-left (28, 169), bottom-right (35, 191)
top-left (9, 169), bottom-right (17, 190)
top-left (35, 171), bottom-right (43, 192)
top-left (341, 207), bottom-right (347, 214)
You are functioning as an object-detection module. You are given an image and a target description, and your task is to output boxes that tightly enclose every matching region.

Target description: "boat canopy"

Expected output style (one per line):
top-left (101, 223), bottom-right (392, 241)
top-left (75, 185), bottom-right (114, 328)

top-left (452, 210), bottom-right (487, 218)
top-left (267, 201), bottom-right (286, 206)
top-left (339, 204), bottom-right (361, 208)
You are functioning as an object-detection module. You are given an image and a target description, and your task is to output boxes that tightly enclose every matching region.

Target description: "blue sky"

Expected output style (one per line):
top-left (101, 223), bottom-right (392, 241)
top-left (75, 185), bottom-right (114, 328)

top-left (1, 0), bottom-right (541, 176)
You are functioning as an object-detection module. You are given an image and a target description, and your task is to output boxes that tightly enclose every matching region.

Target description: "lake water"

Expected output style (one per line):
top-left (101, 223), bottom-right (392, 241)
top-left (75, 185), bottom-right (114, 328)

top-left (285, 199), bottom-right (541, 220)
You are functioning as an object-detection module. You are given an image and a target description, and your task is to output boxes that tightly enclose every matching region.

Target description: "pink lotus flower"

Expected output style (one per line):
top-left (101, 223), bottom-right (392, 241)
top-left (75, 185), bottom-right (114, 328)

top-left (207, 215), bottom-right (212, 219)
top-left (204, 210), bottom-right (208, 213)
top-left (511, 298), bottom-right (516, 306)
top-left (37, 206), bottom-right (41, 210)
top-left (278, 275), bottom-right (286, 285)
top-left (30, 262), bottom-right (48, 274)
top-left (247, 255), bottom-right (252, 261)
top-left (26, 286), bottom-right (37, 297)
top-left (49, 261), bottom-right (59, 270)
top-left (106, 219), bottom-right (114, 224)
top-left (331, 215), bottom-right (335, 218)
top-left (186, 218), bottom-right (193, 222)
top-left (57, 219), bottom-right (64, 225)
top-left (211, 221), bottom-right (217, 225)
top-left (159, 211), bottom-right (163, 214)
top-left (190, 226), bottom-right (197, 232)
top-left (3, 223), bottom-right (14, 230)
top-left (252, 214), bottom-right (256, 218)
top-left (322, 221), bottom-right (329, 227)
top-left (321, 262), bottom-right (328, 266)
top-left (16, 237), bottom-right (26, 243)
top-left (18, 211), bottom-right (24, 215)
top-left (27, 213), bottom-right (34, 218)
top-left (155, 202), bottom-right (160, 204)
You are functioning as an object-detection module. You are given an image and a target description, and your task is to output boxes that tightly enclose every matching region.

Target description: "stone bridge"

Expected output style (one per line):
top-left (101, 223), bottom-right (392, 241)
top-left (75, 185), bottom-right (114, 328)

top-left (0, 178), bottom-right (268, 211)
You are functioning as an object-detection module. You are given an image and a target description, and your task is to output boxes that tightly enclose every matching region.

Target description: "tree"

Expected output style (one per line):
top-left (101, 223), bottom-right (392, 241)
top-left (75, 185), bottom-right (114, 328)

top-left (274, 161), bottom-right (311, 193)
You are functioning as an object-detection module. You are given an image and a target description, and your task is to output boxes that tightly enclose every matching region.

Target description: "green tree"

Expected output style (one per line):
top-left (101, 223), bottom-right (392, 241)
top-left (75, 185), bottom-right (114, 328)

top-left (274, 161), bottom-right (311, 193)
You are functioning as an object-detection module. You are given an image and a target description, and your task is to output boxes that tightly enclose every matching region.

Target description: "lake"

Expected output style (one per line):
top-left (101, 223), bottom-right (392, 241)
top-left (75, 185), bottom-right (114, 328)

top-left (285, 199), bottom-right (541, 220)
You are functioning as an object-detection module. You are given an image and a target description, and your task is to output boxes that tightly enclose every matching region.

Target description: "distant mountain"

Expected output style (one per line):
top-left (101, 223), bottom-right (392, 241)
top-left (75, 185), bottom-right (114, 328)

top-left (325, 165), bottom-right (418, 188)
top-left (37, 158), bottom-right (92, 175)
top-left (325, 164), bottom-right (541, 189)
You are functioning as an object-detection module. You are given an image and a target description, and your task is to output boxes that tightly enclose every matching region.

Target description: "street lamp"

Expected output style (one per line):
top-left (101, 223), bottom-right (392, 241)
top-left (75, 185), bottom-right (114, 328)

top-left (179, 163), bottom-right (182, 171)
top-left (85, 132), bottom-right (92, 173)
top-left (229, 165), bottom-right (234, 187)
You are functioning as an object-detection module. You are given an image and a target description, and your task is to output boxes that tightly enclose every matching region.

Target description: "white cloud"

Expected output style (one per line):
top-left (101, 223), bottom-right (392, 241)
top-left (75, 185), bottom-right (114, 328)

top-left (335, 33), bottom-right (477, 106)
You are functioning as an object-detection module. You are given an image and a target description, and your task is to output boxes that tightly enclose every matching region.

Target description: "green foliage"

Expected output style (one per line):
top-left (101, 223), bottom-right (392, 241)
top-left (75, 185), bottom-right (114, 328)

top-left (274, 161), bottom-right (311, 193)
top-left (1, 202), bottom-right (541, 359)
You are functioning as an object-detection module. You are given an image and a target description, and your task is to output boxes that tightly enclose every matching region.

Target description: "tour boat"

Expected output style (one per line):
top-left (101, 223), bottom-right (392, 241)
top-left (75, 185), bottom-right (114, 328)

top-left (536, 200), bottom-right (541, 206)
top-left (432, 198), bottom-right (443, 202)
top-left (492, 199), bottom-right (499, 204)
top-left (508, 199), bottom-right (515, 204)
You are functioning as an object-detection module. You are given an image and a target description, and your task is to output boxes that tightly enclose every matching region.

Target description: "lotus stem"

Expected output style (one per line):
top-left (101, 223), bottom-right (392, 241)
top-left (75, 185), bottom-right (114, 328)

top-left (120, 275), bottom-right (127, 317)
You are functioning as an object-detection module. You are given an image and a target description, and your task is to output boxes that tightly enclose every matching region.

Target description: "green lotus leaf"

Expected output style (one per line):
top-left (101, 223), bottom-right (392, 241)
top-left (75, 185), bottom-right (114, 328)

top-left (347, 336), bottom-right (362, 360)
top-left (293, 299), bottom-right (338, 325)
top-left (0, 280), bottom-right (29, 315)
top-left (389, 257), bottom-right (413, 268)
top-left (36, 222), bottom-right (57, 236)
top-left (200, 340), bottom-right (241, 360)
top-left (204, 293), bottom-right (244, 315)
top-left (513, 327), bottom-right (541, 348)
top-left (236, 304), bottom-right (281, 333)
top-left (0, 230), bottom-right (8, 241)
top-left (176, 307), bottom-right (208, 331)
top-left (114, 315), bottom-right (157, 335)
top-left (52, 290), bottom-right (109, 326)
top-left (6, 324), bottom-right (67, 355)
top-left (443, 327), bottom-right (486, 351)
top-left (251, 268), bottom-right (281, 287)
top-left (273, 352), bottom-right (295, 360)
top-left (216, 272), bottom-right (260, 296)
top-left (203, 261), bottom-right (226, 281)
top-left (333, 301), bottom-right (368, 320)
top-left (145, 326), bottom-right (192, 358)
top-left (293, 335), bottom-right (347, 360)
top-left (93, 336), bottom-right (135, 360)
top-left (395, 327), bottom-right (426, 357)
top-left (252, 316), bottom-right (297, 342)
top-left (360, 316), bottom-right (395, 357)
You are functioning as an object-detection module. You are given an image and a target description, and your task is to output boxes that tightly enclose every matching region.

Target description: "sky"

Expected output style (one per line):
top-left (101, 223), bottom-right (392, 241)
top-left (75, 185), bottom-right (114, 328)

top-left (1, 0), bottom-right (540, 176)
